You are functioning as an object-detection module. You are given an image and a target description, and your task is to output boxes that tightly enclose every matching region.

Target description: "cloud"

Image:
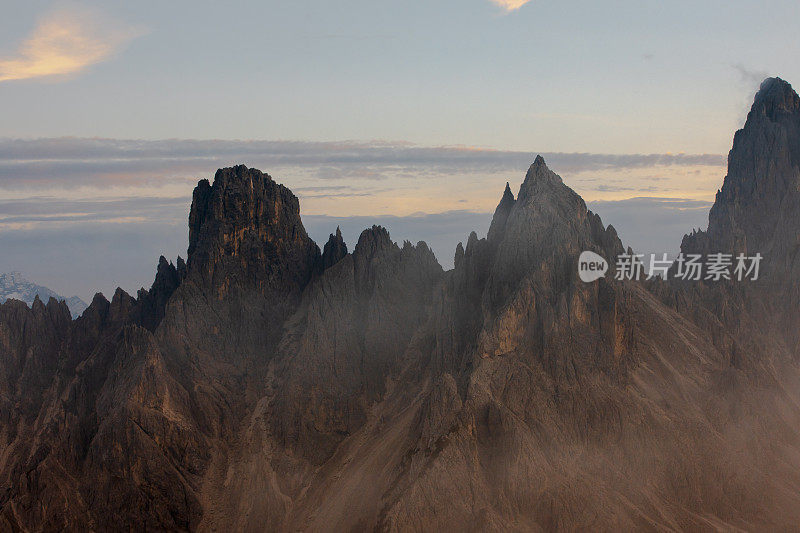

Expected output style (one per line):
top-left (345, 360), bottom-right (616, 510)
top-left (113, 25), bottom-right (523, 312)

top-left (0, 137), bottom-right (726, 190)
top-left (591, 184), bottom-right (665, 193)
top-left (0, 195), bottom-right (190, 231)
top-left (489, 0), bottom-right (532, 12)
top-left (732, 64), bottom-right (769, 87)
top-left (0, 4), bottom-right (142, 83)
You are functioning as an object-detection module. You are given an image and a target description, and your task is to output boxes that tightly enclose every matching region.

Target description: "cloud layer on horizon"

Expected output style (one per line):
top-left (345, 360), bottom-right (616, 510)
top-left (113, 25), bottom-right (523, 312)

top-left (0, 137), bottom-right (725, 190)
top-left (0, 5), bottom-right (141, 83)
top-left (0, 137), bottom-right (725, 300)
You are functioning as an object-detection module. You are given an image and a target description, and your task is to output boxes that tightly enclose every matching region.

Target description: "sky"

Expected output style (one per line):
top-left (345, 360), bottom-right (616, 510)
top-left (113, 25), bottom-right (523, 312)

top-left (1, 0), bottom-right (798, 302)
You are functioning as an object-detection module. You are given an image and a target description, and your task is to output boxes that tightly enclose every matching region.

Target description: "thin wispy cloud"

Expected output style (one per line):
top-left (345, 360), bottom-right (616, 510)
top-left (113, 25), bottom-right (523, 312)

top-left (489, 0), bottom-right (532, 12)
top-left (0, 4), bottom-right (142, 83)
top-left (732, 64), bottom-right (769, 87)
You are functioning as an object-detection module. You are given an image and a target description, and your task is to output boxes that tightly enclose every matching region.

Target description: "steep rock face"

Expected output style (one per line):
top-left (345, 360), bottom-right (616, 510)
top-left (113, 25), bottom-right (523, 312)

top-left (0, 297), bottom-right (71, 458)
top-left (187, 165), bottom-right (320, 296)
top-left (708, 77), bottom-right (800, 257)
top-left (0, 290), bottom-right (161, 531)
top-left (305, 157), bottom-right (800, 531)
top-left (486, 182), bottom-right (515, 243)
top-left (168, 165), bottom-right (323, 367)
top-left (196, 226), bottom-right (444, 532)
top-left (0, 296), bottom-right (71, 395)
top-left (676, 77), bottom-right (800, 354)
top-left (257, 155), bottom-right (800, 531)
top-left (423, 156), bottom-right (627, 385)
top-left (271, 226), bottom-right (442, 463)
top-left (484, 156), bottom-right (622, 319)
top-left (682, 78), bottom-right (800, 274)
top-left (134, 256), bottom-right (184, 331)
top-left (150, 167), bottom-right (326, 420)
top-left (345, 155), bottom-right (800, 530)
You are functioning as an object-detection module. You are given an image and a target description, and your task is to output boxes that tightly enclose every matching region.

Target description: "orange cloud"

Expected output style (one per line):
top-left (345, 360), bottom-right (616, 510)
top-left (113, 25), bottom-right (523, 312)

top-left (0, 5), bottom-right (142, 82)
top-left (489, 0), bottom-right (532, 11)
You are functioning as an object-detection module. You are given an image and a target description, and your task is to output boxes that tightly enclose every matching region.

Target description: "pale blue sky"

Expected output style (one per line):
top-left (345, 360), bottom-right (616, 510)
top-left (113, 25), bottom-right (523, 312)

top-left (0, 0), bottom-right (797, 301)
top-left (1, 0), bottom-right (798, 152)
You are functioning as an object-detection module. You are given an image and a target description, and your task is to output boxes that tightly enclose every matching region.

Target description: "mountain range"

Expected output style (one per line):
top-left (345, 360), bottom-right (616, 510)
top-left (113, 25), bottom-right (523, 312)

top-left (1, 77), bottom-right (800, 531)
top-left (0, 272), bottom-right (87, 319)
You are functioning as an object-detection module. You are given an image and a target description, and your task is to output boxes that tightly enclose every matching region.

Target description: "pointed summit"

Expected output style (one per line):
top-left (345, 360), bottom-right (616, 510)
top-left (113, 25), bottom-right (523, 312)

top-left (482, 157), bottom-right (622, 311)
top-left (136, 254), bottom-right (182, 331)
top-left (322, 226), bottom-right (348, 270)
top-left (518, 155), bottom-right (566, 204)
top-left (487, 182), bottom-right (516, 242)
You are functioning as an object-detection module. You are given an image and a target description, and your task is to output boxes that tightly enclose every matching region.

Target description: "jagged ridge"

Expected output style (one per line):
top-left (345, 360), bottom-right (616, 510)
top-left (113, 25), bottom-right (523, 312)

top-left (3, 79), bottom-right (800, 532)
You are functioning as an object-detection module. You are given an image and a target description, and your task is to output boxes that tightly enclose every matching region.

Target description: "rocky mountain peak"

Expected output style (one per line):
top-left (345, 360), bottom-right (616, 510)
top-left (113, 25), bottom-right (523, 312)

top-left (354, 225), bottom-right (393, 259)
top-left (682, 77), bottom-right (800, 264)
top-left (31, 294), bottom-right (45, 313)
top-left (322, 226), bottom-right (348, 270)
top-left (445, 157), bottom-right (623, 335)
top-left (750, 77), bottom-right (800, 120)
top-left (110, 288), bottom-right (136, 322)
top-left (501, 181), bottom-right (513, 202)
top-left (731, 77), bottom-right (800, 176)
top-left (134, 255), bottom-right (184, 331)
top-left (517, 155), bottom-right (567, 204)
top-left (506, 156), bottom-right (593, 234)
top-left (454, 241), bottom-right (465, 268)
top-left (185, 165), bottom-right (320, 295)
top-left (487, 181), bottom-right (516, 242)
top-left (85, 292), bottom-right (111, 320)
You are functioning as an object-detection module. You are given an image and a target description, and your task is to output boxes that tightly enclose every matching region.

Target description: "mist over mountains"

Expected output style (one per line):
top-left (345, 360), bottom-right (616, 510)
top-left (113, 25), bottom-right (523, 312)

top-left (1, 77), bottom-right (800, 531)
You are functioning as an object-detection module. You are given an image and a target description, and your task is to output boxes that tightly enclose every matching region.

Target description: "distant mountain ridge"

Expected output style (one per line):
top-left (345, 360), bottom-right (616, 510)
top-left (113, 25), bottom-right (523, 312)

top-left (0, 271), bottom-right (88, 318)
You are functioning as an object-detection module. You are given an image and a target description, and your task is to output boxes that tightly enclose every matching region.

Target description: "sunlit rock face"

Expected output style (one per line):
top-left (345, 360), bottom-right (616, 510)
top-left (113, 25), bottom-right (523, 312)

top-left (187, 164), bottom-right (321, 297)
